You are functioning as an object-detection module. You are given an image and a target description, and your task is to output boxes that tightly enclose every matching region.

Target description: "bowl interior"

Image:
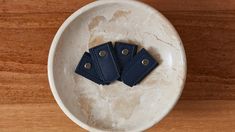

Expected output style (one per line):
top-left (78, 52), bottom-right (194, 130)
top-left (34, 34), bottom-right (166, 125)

top-left (49, 1), bottom-right (186, 131)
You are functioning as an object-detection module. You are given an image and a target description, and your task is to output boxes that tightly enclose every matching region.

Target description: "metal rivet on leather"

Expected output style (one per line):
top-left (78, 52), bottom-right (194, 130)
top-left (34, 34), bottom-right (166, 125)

top-left (142, 59), bottom-right (149, 66)
top-left (121, 49), bottom-right (129, 55)
top-left (99, 50), bottom-right (107, 57)
top-left (84, 63), bottom-right (91, 69)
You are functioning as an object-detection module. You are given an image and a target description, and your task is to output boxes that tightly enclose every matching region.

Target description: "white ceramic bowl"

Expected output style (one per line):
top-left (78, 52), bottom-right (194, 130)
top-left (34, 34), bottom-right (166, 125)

top-left (48, 0), bottom-right (187, 131)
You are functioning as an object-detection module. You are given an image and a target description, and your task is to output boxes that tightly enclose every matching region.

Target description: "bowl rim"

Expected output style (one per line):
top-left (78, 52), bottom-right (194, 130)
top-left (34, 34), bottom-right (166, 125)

top-left (47, 0), bottom-right (187, 131)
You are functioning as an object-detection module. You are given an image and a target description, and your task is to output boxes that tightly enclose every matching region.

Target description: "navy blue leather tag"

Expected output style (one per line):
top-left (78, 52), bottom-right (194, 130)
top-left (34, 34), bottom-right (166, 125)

top-left (121, 48), bottom-right (158, 87)
top-left (114, 42), bottom-right (137, 71)
top-left (75, 52), bottom-right (107, 85)
top-left (89, 42), bottom-right (120, 83)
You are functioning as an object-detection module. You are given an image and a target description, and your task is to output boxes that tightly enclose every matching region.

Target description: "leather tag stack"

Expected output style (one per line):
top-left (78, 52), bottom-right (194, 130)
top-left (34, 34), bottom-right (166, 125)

top-left (75, 41), bottom-right (158, 87)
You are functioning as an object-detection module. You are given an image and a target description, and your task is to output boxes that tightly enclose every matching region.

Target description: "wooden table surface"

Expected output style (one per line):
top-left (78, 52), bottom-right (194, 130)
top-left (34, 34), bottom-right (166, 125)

top-left (1, 0), bottom-right (235, 131)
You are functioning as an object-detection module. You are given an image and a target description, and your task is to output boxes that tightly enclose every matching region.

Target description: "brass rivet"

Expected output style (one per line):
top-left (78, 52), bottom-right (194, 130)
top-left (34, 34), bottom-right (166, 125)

top-left (84, 63), bottom-right (91, 69)
top-left (142, 59), bottom-right (149, 66)
top-left (99, 50), bottom-right (107, 57)
top-left (121, 49), bottom-right (129, 55)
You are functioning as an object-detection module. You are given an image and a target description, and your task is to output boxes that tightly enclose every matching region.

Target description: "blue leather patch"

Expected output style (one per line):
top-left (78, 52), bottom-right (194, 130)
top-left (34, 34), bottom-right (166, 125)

top-left (121, 48), bottom-right (158, 87)
top-left (114, 42), bottom-right (137, 81)
top-left (75, 52), bottom-right (106, 85)
top-left (89, 42), bottom-right (120, 83)
top-left (114, 42), bottom-right (137, 71)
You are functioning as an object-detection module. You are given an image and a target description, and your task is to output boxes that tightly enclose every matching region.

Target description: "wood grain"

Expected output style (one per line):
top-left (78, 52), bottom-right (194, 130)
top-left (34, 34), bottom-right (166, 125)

top-left (0, 0), bottom-right (235, 131)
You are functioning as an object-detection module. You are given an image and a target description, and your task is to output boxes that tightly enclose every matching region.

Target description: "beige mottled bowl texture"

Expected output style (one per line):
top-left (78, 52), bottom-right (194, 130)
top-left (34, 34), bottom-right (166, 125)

top-left (48, 0), bottom-right (187, 132)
